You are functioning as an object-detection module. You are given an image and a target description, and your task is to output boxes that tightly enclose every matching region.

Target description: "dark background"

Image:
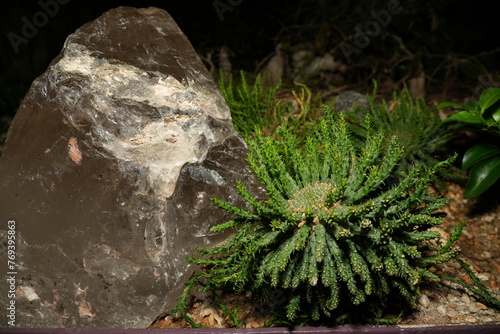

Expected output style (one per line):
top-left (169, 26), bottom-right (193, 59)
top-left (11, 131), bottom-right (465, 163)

top-left (1, 0), bottom-right (499, 122)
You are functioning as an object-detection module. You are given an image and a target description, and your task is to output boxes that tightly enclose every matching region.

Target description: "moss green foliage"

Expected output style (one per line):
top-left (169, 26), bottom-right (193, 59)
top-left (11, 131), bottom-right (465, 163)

top-left (341, 86), bottom-right (459, 181)
top-left (174, 110), bottom-right (460, 325)
top-left (218, 71), bottom-right (281, 136)
top-left (218, 71), bottom-right (320, 138)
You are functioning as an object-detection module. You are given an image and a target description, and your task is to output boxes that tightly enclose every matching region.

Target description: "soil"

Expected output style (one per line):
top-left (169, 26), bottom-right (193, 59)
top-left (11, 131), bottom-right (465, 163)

top-left (398, 183), bottom-right (500, 327)
top-left (149, 182), bottom-right (500, 329)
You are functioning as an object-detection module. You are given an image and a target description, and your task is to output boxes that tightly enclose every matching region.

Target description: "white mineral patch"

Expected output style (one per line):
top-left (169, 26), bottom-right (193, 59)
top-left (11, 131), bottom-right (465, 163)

top-left (55, 43), bottom-right (228, 199)
top-left (56, 44), bottom-right (229, 120)
top-left (17, 286), bottom-right (40, 301)
top-left (105, 117), bottom-right (215, 199)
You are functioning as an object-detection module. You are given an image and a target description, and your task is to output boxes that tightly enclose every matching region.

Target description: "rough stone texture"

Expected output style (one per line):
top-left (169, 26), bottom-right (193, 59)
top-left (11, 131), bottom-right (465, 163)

top-left (0, 7), bottom-right (261, 328)
top-left (334, 90), bottom-right (369, 113)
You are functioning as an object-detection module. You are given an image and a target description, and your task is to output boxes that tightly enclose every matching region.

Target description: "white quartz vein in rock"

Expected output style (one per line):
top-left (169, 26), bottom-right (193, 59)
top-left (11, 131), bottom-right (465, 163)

top-left (55, 43), bottom-right (229, 199)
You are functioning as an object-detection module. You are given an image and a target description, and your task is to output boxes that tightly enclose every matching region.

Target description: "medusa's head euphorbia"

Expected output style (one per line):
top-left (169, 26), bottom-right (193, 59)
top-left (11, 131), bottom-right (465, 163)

top-left (175, 109), bottom-right (459, 324)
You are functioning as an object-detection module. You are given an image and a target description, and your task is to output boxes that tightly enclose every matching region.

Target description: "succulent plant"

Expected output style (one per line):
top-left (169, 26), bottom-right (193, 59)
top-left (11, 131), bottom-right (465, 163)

top-left (341, 86), bottom-right (459, 182)
top-left (175, 109), bottom-right (459, 325)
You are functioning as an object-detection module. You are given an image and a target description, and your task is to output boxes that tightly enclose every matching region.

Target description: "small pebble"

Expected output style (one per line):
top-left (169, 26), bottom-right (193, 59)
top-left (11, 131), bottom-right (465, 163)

top-left (461, 229), bottom-right (473, 239)
top-left (453, 315), bottom-right (465, 324)
top-left (447, 309), bottom-right (458, 318)
top-left (482, 251), bottom-right (492, 259)
top-left (468, 303), bottom-right (480, 313)
top-left (417, 294), bottom-right (430, 308)
top-left (436, 305), bottom-right (447, 316)
top-left (476, 273), bottom-right (489, 281)
top-left (476, 302), bottom-right (489, 310)
top-left (461, 294), bottom-right (471, 304)
top-left (483, 216), bottom-right (494, 223)
top-left (465, 315), bottom-right (477, 323)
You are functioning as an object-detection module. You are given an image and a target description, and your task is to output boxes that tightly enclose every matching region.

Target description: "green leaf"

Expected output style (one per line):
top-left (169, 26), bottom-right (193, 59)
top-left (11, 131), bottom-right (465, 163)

top-left (491, 104), bottom-right (500, 122)
top-left (462, 144), bottom-right (500, 170)
top-left (484, 116), bottom-right (498, 126)
top-left (464, 156), bottom-right (500, 198)
top-left (436, 101), bottom-right (462, 109)
top-left (479, 87), bottom-right (500, 111)
top-left (462, 101), bottom-right (480, 111)
top-left (444, 110), bottom-right (483, 125)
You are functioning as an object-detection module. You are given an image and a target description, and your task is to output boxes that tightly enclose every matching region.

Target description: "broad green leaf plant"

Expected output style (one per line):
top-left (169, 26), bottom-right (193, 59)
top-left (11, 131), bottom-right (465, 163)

top-left (174, 110), bottom-right (462, 325)
top-left (439, 87), bottom-right (500, 198)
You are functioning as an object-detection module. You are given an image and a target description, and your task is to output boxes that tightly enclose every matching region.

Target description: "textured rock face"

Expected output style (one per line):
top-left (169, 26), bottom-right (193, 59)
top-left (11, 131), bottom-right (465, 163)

top-left (334, 90), bottom-right (369, 113)
top-left (0, 7), bottom-right (260, 328)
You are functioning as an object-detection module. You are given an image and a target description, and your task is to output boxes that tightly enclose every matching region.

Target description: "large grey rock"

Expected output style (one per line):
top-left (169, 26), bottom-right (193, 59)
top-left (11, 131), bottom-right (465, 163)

top-left (0, 7), bottom-right (261, 328)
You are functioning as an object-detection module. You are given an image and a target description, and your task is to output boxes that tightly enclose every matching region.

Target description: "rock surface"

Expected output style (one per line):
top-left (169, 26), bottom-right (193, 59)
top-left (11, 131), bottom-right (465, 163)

top-left (0, 7), bottom-right (260, 328)
top-left (334, 90), bottom-right (369, 113)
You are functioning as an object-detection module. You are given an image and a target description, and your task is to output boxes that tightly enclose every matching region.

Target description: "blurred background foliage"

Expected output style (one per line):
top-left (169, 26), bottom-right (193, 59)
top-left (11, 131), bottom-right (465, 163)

top-left (1, 0), bottom-right (499, 124)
